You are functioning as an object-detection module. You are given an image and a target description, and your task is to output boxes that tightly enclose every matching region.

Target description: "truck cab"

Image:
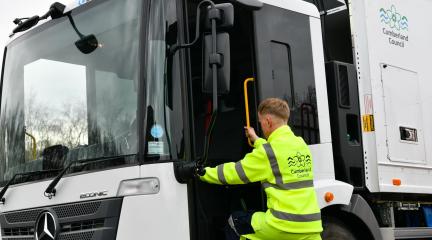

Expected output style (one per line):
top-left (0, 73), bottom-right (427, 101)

top-left (1, 0), bottom-right (431, 239)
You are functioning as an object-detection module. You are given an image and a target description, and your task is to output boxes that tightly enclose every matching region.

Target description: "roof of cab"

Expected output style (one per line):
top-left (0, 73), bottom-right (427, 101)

top-left (6, 0), bottom-right (88, 45)
top-left (6, 0), bottom-right (319, 45)
top-left (259, 0), bottom-right (320, 18)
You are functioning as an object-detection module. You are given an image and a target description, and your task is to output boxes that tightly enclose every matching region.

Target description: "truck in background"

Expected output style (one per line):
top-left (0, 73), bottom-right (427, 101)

top-left (0, 0), bottom-right (431, 239)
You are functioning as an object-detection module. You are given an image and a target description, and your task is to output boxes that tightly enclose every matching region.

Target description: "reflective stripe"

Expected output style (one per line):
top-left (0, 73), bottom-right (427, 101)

top-left (262, 180), bottom-right (314, 190)
top-left (263, 144), bottom-right (283, 185)
top-left (228, 215), bottom-right (240, 236)
top-left (217, 164), bottom-right (227, 184)
top-left (270, 209), bottom-right (321, 222)
top-left (235, 162), bottom-right (250, 184)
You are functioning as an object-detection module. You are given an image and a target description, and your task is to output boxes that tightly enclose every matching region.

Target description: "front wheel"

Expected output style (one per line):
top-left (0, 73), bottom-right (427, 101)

top-left (321, 216), bottom-right (357, 240)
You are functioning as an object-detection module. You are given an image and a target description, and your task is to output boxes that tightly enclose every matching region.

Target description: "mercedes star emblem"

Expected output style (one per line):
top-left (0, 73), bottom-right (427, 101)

top-left (35, 211), bottom-right (58, 240)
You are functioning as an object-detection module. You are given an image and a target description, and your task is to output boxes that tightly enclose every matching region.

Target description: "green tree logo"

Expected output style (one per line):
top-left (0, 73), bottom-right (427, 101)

top-left (379, 5), bottom-right (408, 31)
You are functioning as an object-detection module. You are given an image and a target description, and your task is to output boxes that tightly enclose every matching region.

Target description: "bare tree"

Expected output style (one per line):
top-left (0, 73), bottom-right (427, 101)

top-left (24, 92), bottom-right (88, 159)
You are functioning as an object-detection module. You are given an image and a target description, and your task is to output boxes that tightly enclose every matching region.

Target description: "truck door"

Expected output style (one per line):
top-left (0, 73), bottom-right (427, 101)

top-left (380, 65), bottom-right (426, 164)
top-left (252, 4), bottom-right (320, 144)
top-left (187, 3), bottom-right (263, 239)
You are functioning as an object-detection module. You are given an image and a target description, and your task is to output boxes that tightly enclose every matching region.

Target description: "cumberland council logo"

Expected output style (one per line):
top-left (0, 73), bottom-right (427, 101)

top-left (379, 5), bottom-right (409, 48)
top-left (379, 5), bottom-right (408, 31)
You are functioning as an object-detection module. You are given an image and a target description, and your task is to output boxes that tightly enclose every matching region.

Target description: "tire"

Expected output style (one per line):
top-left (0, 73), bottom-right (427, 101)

top-left (321, 216), bottom-right (357, 240)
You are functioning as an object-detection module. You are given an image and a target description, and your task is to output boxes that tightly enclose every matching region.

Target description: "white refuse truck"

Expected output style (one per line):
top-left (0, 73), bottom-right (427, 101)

top-left (0, 0), bottom-right (431, 239)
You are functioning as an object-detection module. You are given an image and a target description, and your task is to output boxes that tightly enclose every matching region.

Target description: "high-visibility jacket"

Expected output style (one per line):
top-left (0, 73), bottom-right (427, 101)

top-left (200, 125), bottom-right (323, 234)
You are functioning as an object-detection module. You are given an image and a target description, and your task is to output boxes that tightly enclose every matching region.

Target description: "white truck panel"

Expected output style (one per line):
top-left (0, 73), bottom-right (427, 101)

top-left (0, 163), bottom-right (190, 239)
top-left (310, 16), bottom-right (333, 145)
top-left (314, 179), bottom-right (354, 208)
top-left (349, 0), bottom-right (380, 192)
top-left (116, 163), bottom-right (190, 240)
top-left (0, 166), bottom-right (139, 212)
top-left (310, 143), bottom-right (335, 181)
top-left (381, 65), bottom-right (425, 164)
top-left (351, 0), bottom-right (432, 193)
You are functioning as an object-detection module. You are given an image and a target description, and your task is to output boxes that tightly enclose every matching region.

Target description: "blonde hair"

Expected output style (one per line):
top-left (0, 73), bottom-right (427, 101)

top-left (258, 98), bottom-right (290, 122)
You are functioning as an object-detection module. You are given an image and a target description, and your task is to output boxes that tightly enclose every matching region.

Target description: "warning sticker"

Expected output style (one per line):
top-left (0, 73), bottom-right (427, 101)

top-left (364, 94), bottom-right (374, 115)
top-left (148, 141), bottom-right (165, 155)
top-left (362, 115), bottom-right (375, 132)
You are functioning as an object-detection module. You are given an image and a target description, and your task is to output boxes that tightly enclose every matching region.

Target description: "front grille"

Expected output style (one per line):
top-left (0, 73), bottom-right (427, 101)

top-left (1, 238), bottom-right (33, 240)
top-left (0, 198), bottom-right (122, 240)
top-left (53, 201), bottom-right (101, 218)
top-left (5, 209), bottom-right (42, 224)
top-left (59, 231), bottom-right (94, 240)
top-left (5, 201), bottom-right (102, 224)
top-left (3, 227), bottom-right (34, 236)
top-left (61, 219), bottom-right (105, 232)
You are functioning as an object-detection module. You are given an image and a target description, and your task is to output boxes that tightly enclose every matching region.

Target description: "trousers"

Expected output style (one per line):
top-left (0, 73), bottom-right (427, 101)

top-left (225, 211), bottom-right (322, 240)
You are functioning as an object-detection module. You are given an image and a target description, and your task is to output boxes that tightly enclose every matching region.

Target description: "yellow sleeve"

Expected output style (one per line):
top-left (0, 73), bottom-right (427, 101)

top-left (254, 138), bottom-right (267, 148)
top-left (200, 144), bottom-right (271, 185)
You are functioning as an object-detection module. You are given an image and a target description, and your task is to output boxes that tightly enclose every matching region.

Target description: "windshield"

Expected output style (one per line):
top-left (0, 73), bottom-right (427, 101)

top-left (0, 0), bottom-right (142, 186)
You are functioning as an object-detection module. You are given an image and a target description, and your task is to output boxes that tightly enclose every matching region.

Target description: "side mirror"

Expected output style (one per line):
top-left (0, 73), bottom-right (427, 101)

top-left (47, 2), bottom-right (66, 19)
top-left (66, 14), bottom-right (99, 54)
top-left (202, 32), bottom-right (231, 94)
top-left (205, 3), bottom-right (234, 30)
top-left (75, 34), bottom-right (99, 54)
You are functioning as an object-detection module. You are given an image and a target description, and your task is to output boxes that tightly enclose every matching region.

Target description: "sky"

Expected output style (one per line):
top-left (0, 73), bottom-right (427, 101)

top-left (0, 1), bottom-right (62, 64)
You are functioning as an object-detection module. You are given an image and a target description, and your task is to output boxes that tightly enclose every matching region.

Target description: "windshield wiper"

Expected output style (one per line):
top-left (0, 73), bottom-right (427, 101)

top-left (44, 155), bottom-right (130, 199)
top-left (0, 169), bottom-right (61, 204)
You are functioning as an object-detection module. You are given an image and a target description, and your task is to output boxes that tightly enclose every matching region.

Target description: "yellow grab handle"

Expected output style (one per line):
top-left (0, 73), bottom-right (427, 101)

top-left (243, 77), bottom-right (255, 147)
top-left (25, 131), bottom-right (37, 160)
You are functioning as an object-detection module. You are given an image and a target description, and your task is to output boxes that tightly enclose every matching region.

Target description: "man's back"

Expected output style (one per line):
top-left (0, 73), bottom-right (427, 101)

top-left (200, 98), bottom-right (322, 240)
top-left (255, 125), bottom-right (322, 234)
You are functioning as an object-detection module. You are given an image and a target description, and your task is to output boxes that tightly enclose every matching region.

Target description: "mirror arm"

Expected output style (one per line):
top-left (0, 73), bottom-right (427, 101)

top-left (9, 2), bottom-right (66, 37)
top-left (66, 13), bottom-right (85, 39)
top-left (198, 4), bottom-right (221, 167)
top-left (210, 6), bottom-right (219, 126)
top-left (168, 0), bottom-right (216, 56)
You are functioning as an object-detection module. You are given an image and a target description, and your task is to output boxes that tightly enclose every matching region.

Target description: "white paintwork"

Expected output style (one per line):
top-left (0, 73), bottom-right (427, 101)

top-left (308, 7), bottom-right (338, 188)
top-left (308, 7), bottom-right (349, 210)
top-left (314, 179), bottom-right (354, 209)
top-left (116, 163), bottom-right (190, 240)
top-left (378, 163), bottom-right (432, 194)
top-left (261, 0), bottom-right (320, 18)
top-left (310, 143), bottom-right (335, 181)
top-left (381, 65), bottom-right (425, 164)
top-left (351, 0), bottom-right (432, 194)
top-left (0, 166), bottom-right (140, 212)
top-left (349, 0), bottom-right (380, 193)
top-left (0, 163), bottom-right (190, 239)
top-left (309, 16), bottom-right (332, 145)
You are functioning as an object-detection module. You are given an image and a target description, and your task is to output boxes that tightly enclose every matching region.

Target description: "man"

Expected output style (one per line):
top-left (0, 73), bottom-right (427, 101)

top-left (199, 98), bottom-right (322, 240)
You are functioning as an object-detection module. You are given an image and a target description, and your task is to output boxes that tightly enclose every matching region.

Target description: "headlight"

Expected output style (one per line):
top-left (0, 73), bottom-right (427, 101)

top-left (117, 178), bottom-right (160, 197)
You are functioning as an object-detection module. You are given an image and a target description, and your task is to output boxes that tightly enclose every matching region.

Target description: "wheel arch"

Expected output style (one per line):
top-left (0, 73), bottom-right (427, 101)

top-left (321, 194), bottom-right (383, 240)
